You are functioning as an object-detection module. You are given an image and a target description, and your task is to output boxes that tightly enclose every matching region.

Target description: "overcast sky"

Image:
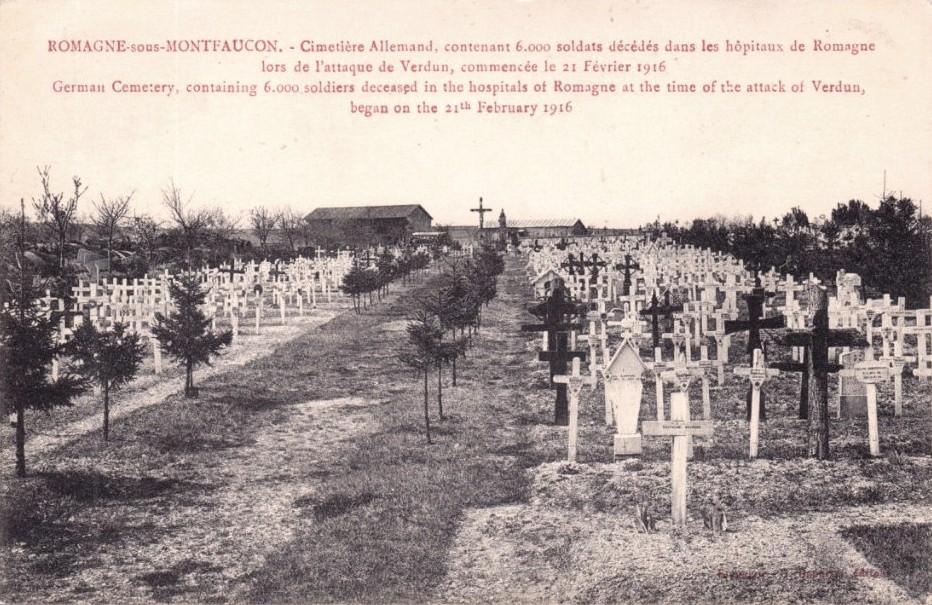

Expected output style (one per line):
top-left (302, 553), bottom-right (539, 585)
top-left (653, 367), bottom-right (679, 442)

top-left (1, 0), bottom-right (930, 229)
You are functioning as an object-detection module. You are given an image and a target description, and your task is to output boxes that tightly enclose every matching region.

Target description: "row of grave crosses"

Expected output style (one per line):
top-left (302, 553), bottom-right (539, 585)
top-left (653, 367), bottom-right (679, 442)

top-left (523, 234), bottom-right (932, 526)
top-left (25, 254), bottom-right (361, 392)
top-left (530, 237), bottom-right (931, 386)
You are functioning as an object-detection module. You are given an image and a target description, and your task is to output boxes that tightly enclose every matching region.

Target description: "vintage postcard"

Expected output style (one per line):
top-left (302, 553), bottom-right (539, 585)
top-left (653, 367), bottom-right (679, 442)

top-left (1, 1), bottom-right (931, 603)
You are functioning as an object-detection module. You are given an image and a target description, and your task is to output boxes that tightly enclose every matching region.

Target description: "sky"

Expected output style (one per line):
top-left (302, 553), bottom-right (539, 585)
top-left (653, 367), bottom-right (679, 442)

top-left (1, 0), bottom-right (930, 230)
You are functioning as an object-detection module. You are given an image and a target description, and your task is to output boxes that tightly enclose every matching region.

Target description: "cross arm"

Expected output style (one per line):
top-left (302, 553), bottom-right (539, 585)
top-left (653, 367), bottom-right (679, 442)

top-left (540, 350), bottom-right (588, 362)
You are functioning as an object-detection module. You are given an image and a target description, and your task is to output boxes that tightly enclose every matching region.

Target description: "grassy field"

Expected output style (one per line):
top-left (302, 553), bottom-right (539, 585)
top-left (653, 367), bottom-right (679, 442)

top-left (1, 255), bottom-right (931, 604)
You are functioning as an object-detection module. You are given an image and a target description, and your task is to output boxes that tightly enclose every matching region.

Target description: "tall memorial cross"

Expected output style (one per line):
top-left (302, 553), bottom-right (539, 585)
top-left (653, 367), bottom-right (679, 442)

top-left (470, 196), bottom-right (492, 231)
top-left (521, 283), bottom-right (588, 425)
top-left (614, 254), bottom-right (642, 296)
top-left (724, 284), bottom-right (786, 358)
top-left (641, 416), bottom-right (714, 527)
top-left (779, 287), bottom-right (867, 459)
top-left (724, 284), bottom-right (786, 421)
top-left (640, 290), bottom-right (683, 349)
top-left (734, 349), bottom-right (780, 459)
top-left (771, 288), bottom-right (868, 421)
top-left (553, 357), bottom-right (596, 462)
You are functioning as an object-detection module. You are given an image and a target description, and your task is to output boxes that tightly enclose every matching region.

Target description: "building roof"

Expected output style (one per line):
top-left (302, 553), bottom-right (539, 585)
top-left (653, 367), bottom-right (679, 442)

top-left (306, 204), bottom-right (432, 221)
top-left (507, 218), bottom-right (583, 228)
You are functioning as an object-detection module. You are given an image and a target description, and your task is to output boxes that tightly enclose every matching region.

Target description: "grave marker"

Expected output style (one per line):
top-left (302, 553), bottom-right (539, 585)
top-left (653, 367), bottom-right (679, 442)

top-left (553, 357), bottom-right (595, 462)
top-left (614, 254), bottom-right (641, 296)
top-left (604, 337), bottom-right (647, 456)
top-left (734, 349), bottom-right (780, 459)
top-left (724, 282), bottom-right (786, 421)
top-left (521, 282), bottom-right (588, 425)
top-left (854, 360), bottom-right (893, 457)
top-left (642, 418), bottom-right (714, 527)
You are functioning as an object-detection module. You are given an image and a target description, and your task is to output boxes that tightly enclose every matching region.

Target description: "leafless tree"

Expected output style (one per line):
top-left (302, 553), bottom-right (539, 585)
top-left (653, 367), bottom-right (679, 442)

top-left (250, 206), bottom-right (278, 254)
top-left (161, 181), bottom-right (210, 269)
top-left (32, 165), bottom-right (86, 272)
top-left (131, 214), bottom-right (163, 265)
top-left (277, 207), bottom-right (303, 252)
top-left (299, 216), bottom-right (315, 249)
top-left (93, 191), bottom-right (134, 265)
top-left (204, 206), bottom-right (242, 264)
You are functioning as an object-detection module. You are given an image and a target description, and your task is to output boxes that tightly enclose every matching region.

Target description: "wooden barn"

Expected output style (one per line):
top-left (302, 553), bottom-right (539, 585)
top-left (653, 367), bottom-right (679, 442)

top-left (506, 218), bottom-right (588, 239)
top-left (305, 204), bottom-right (433, 245)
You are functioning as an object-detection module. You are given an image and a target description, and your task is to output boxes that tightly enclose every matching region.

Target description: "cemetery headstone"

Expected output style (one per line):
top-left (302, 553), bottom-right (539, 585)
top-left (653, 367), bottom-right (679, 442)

top-left (604, 337), bottom-right (647, 457)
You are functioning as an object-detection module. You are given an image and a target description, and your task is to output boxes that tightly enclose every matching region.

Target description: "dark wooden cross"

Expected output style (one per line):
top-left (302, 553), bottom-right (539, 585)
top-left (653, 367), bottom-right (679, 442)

top-left (521, 283), bottom-right (587, 426)
top-left (267, 264), bottom-right (287, 282)
top-left (724, 281), bottom-right (786, 420)
top-left (580, 253), bottom-right (608, 284)
top-left (771, 288), bottom-right (867, 457)
top-left (560, 253), bottom-right (585, 276)
top-left (470, 196), bottom-right (492, 230)
top-left (640, 290), bottom-right (683, 349)
top-left (724, 283), bottom-right (786, 358)
top-left (614, 254), bottom-right (641, 296)
top-left (225, 258), bottom-right (245, 281)
top-left (555, 237), bottom-right (569, 251)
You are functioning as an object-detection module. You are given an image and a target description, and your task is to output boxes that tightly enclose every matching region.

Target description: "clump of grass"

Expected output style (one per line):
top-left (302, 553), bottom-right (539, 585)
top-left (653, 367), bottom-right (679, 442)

top-left (138, 559), bottom-right (221, 601)
top-left (294, 491), bottom-right (379, 521)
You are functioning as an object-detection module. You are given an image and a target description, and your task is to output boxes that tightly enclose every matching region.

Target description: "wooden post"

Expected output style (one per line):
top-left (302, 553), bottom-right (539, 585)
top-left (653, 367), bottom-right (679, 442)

top-left (553, 356), bottom-right (594, 463)
top-left (855, 361), bottom-right (892, 457)
top-left (642, 419), bottom-right (714, 527)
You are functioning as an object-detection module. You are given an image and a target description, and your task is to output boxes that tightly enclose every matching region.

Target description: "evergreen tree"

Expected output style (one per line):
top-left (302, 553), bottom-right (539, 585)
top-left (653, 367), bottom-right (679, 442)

top-left (151, 273), bottom-right (233, 397)
top-left (1, 201), bottom-right (85, 476)
top-left (398, 307), bottom-right (443, 443)
top-left (65, 321), bottom-right (146, 440)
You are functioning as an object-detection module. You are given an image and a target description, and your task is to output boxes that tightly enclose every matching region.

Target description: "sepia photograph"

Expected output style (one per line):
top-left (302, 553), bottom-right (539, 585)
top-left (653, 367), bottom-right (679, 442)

top-left (1, 0), bottom-right (931, 603)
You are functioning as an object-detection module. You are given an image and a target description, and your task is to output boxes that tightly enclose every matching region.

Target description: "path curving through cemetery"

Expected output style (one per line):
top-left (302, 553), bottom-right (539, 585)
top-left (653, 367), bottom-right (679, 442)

top-left (4, 307), bottom-right (347, 465)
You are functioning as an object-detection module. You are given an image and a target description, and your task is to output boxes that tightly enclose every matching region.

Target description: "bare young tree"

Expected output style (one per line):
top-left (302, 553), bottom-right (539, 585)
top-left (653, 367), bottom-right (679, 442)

top-left (131, 214), bottom-right (163, 266)
top-left (93, 191), bottom-right (134, 266)
top-left (277, 207), bottom-right (303, 252)
top-left (161, 181), bottom-right (210, 269)
top-left (250, 206), bottom-right (278, 254)
top-left (32, 165), bottom-right (86, 272)
top-left (205, 206), bottom-right (242, 264)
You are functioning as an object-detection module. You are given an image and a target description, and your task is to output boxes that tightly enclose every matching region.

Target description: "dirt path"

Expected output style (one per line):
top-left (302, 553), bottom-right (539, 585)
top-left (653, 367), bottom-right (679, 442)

top-left (4, 306), bottom-right (346, 464)
top-left (52, 397), bottom-right (377, 603)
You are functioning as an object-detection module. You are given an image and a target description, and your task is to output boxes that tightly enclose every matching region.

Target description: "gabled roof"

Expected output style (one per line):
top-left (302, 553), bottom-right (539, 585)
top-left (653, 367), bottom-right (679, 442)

top-left (533, 268), bottom-right (562, 285)
top-left (306, 204), bottom-right (432, 221)
top-left (507, 218), bottom-right (583, 228)
top-left (605, 338), bottom-right (646, 378)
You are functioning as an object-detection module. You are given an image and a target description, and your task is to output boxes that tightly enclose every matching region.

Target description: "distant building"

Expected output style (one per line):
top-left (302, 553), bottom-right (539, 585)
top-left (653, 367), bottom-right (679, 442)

top-left (506, 218), bottom-right (587, 239)
top-left (444, 217), bottom-right (588, 246)
top-left (305, 204), bottom-right (433, 245)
